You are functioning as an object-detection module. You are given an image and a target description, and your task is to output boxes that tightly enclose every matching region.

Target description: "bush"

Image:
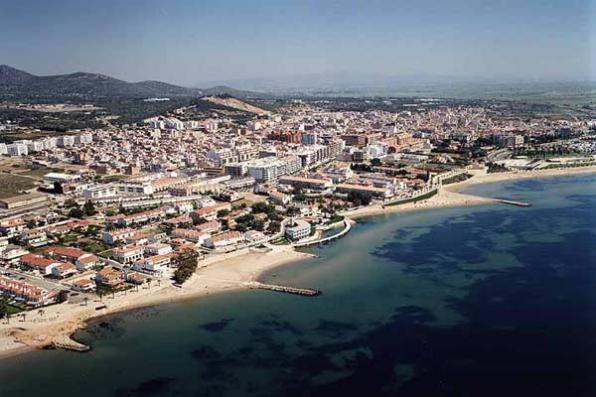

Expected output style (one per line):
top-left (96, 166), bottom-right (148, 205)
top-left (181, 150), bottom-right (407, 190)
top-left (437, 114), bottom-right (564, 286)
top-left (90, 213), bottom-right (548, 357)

top-left (173, 251), bottom-right (199, 285)
top-left (68, 207), bottom-right (85, 219)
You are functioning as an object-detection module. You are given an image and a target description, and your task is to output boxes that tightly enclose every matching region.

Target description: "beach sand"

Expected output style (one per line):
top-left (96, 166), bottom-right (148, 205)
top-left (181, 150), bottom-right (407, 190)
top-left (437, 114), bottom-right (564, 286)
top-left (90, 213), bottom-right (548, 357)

top-left (342, 166), bottom-right (596, 220)
top-left (0, 245), bottom-right (312, 359)
top-left (1, 165), bottom-right (596, 359)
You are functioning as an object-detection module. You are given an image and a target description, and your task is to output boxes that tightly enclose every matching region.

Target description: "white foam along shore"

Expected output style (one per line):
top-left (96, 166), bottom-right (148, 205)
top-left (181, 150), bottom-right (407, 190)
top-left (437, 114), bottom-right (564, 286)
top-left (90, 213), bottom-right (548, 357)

top-left (2, 165), bottom-right (596, 360)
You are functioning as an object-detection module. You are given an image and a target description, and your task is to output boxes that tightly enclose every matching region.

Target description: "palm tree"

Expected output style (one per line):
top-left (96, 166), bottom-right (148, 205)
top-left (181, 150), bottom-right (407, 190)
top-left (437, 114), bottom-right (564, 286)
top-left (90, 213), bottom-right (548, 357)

top-left (38, 309), bottom-right (45, 319)
top-left (83, 297), bottom-right (89, 306)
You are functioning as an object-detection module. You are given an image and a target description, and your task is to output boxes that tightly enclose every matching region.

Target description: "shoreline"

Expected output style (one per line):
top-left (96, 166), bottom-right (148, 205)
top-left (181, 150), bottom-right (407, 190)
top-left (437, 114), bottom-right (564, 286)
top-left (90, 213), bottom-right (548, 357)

top-left (0, 245), bottom-right (313, 360)
top-left (341, 165), bottom-right (596, 220)
top-left (2, 165), bottom-right (596, 360)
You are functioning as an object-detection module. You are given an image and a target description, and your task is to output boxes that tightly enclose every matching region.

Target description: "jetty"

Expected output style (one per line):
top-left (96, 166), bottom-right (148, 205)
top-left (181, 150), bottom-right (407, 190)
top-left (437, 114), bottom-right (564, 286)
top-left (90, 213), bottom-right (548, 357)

top-left (293, 218), bottom-right (353, 248)
top-left (52, 336), bottom-right (90, 352)
top-left (245, 281), bottom-right (321, 296)
top-left (497, 199), bottom-right (532, 207)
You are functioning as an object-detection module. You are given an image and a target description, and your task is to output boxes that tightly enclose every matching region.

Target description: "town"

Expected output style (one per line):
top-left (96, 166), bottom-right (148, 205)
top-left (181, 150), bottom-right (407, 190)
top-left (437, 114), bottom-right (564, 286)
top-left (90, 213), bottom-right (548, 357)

top-left (0, 95), bottom-right (595, 323)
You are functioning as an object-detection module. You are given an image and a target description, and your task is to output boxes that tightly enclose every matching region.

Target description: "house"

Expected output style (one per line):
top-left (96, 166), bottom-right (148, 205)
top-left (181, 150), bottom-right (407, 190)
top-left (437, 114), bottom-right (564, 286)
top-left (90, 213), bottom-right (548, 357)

top-left (102, 228), bottom-right (136, 245)
top-left (106, 208), bottom-right (165, 228)
top-left (0, 219), bottom-right (27, 237)
top-left (124, 232), bottom-right (150, 245)
top-left (144, 243), bottom-right (173, 256)
top-left (194, 220), bottom-right (221, 234)
top-left (172, 228), bottom-right (210, 244)
top-left (126, 272), bottom-right (148, 285)
top-left (75, 254), bottom-right (99, 271)
top-left (0, 245), bottom-right (29, 263)
top-left (44, 246), bottom-right (99, 271)
top-left (95, 267), bottom-right (124, 287)
top-left (190, 203), bottom-right (231, 222)
top-left (0, 275), bottom-right (57, 305)
top-left (46, 219), bottom-right (90, 235)
top-left (132, 253), bottom-right (173, 275)
top-left (71, 278), bottom-right (96, 292)
top-left (111, 245), bottom-right (144, 264)
top-left (163, 214), bottom-right (193, 226)
top-left (20, 253), bottom-right (63, 275)
top-left (20, 229), bottom-right (49, 248)
top-left (203, 231), bottom-right (244, 249)
top-left (51, 262), bottom-right (77, 278)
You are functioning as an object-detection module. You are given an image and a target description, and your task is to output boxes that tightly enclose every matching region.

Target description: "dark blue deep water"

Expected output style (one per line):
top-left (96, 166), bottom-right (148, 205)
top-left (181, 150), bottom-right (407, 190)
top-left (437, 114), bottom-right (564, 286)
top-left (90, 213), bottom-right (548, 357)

top-left (1, 175), bottom-right (595, 396)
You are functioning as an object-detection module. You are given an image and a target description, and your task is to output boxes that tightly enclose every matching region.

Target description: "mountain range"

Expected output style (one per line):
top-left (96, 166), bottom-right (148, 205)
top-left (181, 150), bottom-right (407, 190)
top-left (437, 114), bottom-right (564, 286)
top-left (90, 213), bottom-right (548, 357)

top-left (0, 65), bottom-right (262, 100)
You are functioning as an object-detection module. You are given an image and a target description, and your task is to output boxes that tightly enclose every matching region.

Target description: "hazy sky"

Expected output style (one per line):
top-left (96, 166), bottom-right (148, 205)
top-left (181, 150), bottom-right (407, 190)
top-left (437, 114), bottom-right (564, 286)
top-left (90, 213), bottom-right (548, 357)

top-left (1, 0), bottom-right (594, 86)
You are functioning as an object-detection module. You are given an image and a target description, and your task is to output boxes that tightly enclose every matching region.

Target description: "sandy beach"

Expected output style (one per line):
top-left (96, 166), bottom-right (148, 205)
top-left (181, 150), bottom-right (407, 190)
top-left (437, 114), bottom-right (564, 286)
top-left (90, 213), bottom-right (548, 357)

top-left (1, 165), bottom-right (596, 360)
top-left (342, 166), bottom-right (596, 220)
top-left (0, 245), bottom-right (313, 359)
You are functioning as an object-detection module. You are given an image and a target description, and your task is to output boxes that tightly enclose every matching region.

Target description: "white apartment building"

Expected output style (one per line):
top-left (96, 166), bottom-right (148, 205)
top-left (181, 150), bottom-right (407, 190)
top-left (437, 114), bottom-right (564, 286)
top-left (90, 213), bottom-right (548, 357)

top-left (245, 156), bottom-right (302, 182)
top-left (83, 184), bottom-right (118, 200)
top-left (75, 134), bottom-right (93, 145)
top-left (285, 219), bottom-right (311, 241)
top-left (7, 143), bottom-right (28, 156)
top-left (26, 141), bottom-right (44, 153)
top-left (57, 136), bottom-right (75, 147)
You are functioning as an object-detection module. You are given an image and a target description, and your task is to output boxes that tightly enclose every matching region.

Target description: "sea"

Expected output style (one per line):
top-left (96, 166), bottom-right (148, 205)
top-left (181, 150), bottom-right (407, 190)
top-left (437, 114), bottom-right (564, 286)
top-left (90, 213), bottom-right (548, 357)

top-left (1, 174), bottom-right (595, 397)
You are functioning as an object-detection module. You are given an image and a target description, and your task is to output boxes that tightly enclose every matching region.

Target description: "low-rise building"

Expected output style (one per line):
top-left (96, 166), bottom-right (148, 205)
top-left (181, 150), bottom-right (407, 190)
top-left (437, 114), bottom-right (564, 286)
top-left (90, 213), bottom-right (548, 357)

top-left (203, 231), bottom-right (244, 249)
top-left (111, 245), bottom-right (144, 264)
top-left (335, 183), bottom-right (393, 198)
top-left (0, 193), bottom-right (49, 210)
top-left (285, 219), bottom-right (312, 241)
top-left (44, 246), bottom-right (99, 271)
top-left (132, 253), bottom-right (173, 275)
top-left (95, 267), bottom-right (125, 288)
top-left (172, 228), bottom-right (210, 244)
top-left (51, 262), bottom-right (77, 278)
top-left (102, 228), bottom-right (136, 245)
top-left (0, 219), bottom-right (27, 237)
top-left (20, 253), bottom-right (64, 275)
top-left (0, 275), bottom-right (57, 305)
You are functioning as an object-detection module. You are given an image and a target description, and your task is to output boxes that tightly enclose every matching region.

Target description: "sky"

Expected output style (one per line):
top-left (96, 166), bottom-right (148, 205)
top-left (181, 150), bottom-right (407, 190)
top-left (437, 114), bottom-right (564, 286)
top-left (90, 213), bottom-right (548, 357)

top-left (1, 0), bottom-right (594, 87)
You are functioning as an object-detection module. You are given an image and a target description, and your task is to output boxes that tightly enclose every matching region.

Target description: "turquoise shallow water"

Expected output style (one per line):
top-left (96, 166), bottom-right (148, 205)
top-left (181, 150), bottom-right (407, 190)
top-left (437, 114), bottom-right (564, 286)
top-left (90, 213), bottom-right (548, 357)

top-left (1, 174), bottom-right (595, 397)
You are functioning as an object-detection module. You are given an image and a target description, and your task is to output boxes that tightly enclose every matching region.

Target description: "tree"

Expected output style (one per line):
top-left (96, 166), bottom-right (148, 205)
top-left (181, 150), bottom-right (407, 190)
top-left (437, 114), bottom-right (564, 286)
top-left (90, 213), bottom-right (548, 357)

top-left (68, 206), bottom-right (85, 219)
top-left (370, 158), bottom-right (382, 167)
top-left (64, 198), bottom-right (78, 208)
top-left (193, 216), bottom-right (208, 226)
top-left (253, 219), bottom-right (265, 231)
top-left (347, 191), bottom-right (372, 207)
top-left (251, 202), bottom-right (270, 214)
top-left (173, 251), bottom-right (199, 285)
top-left (57, 290), bottom-right (69, 303)
top-left (286, 207), bottom-right (300, 217)
top-left (267, 221), bottom-right (281, 233)
top-left (217, 209), bottom-right (230, 218)
top-left (0, 301), bottom-right (7, 320)
top-left (83, 200), bottom-right (97, 216)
